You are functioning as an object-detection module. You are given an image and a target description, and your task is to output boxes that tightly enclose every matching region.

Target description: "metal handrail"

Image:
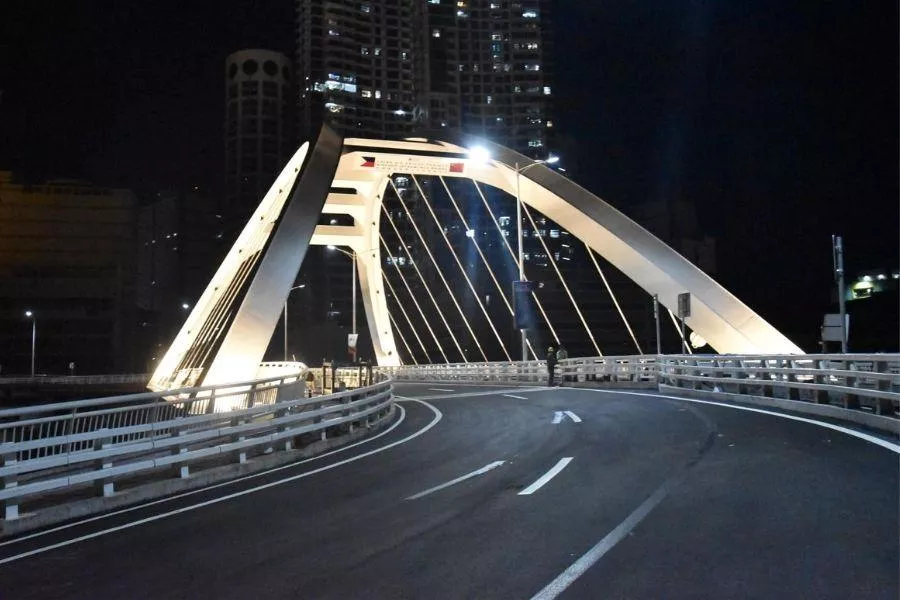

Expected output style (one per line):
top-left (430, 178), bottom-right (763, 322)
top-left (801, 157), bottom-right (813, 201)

top-left (0, 371), bottom-right (394, 521)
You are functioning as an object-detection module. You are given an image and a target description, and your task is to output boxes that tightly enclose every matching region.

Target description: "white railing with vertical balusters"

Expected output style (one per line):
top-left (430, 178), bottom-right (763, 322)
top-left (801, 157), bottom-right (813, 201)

top-left (0, 371), bottom-right (393, 522)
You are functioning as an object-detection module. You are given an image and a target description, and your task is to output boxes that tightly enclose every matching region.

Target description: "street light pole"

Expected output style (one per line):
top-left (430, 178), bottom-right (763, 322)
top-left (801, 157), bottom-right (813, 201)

top-left (515, 162), bottom-right (527, 362)
top-left (513, 156), bottom-right (558, 362)
top-left (283, 284), bottom-right (306, 361)
top-left (25, 310), bottom-right (36, 377)
top-left (352, 250), bottom-right (357, 338)
top-left (327, 245), bottom-right (359, 361)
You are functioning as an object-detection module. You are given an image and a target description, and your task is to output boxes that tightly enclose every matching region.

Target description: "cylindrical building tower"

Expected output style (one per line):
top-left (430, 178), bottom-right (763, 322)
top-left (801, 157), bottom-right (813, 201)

top-left (224, 49), bottom-right (293, 238)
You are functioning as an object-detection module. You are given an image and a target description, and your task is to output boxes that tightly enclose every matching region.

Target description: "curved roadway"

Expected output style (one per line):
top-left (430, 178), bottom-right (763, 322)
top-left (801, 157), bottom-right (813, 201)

top-left (0, 385), bottom-right (897, 599)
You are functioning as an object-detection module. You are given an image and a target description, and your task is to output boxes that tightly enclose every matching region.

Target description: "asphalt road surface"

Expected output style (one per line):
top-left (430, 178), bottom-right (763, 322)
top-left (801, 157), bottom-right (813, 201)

top-left (1, 384), bottom-right (897, 599)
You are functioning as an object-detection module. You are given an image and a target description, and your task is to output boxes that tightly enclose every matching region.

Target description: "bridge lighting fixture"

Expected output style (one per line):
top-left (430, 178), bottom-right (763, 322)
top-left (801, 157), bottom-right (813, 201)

top-left (468, 146), bottom-right (491, 164)
top-left (181, 303), bottom-right (190, 310)
top-left (24, 310), bottom-right (36, 377)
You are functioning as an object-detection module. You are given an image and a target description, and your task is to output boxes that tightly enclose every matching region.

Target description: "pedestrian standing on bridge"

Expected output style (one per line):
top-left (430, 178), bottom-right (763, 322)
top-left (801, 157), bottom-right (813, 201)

top-left (546, 346), bottom-right (558, 387)
top-left (556, 346), bottom-right (568, 383)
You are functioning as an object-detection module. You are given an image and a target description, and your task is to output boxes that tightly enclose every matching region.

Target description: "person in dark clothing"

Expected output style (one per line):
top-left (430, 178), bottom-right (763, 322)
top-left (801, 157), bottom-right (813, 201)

top-left (556, 346), bottom-right (568, 382)
top-left (546, 346), bottom-right (558, 386)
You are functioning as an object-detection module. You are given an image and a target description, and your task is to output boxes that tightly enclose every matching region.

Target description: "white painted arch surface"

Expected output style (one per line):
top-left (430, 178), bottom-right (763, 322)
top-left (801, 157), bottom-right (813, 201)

top-left (153, 129), bottom-right (801, 391)
top-left (313, 136), bottom-right (803, 364)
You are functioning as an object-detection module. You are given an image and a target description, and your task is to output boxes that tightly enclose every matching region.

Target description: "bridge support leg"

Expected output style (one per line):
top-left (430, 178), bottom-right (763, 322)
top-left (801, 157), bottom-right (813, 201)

top-left (2, 453), bottom-right (19, 520)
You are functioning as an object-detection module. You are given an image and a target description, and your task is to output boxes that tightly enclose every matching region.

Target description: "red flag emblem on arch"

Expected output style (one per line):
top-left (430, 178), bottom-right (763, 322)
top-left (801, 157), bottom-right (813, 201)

top-left (361, 156), bottom-right (376, 168)
top-left (449, 162), bottom-right (464, 173)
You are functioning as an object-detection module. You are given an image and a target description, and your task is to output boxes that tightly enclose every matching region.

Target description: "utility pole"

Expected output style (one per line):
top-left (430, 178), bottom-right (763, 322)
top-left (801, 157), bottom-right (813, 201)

top-left (653, 294), bottom-right (661, 355)
top-left (832, 235), bottom-right (848, 353)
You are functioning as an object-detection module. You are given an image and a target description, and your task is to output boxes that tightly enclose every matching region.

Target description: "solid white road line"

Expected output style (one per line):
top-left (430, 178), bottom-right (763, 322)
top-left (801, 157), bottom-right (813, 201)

top-left (503, 394), bottom-right (528, 400)
top-left (406, 461), bottom-right (505, 500)
top-left (552, 411), bottom-right (563, 424)
top-left (519, 457), bottom-right (574, 496)
top-left (564, 410), bottom-right (582, 423)
top-left (428, 388), bottom-right (454, 392)
top-left (0, 398), bottom-right (442, 566)
top-left (530, 474), bottom-right (675, 600)
top-left (581, 389), bottom-right (900, 454)
top-left (0, 402), bottom-right (409, 549)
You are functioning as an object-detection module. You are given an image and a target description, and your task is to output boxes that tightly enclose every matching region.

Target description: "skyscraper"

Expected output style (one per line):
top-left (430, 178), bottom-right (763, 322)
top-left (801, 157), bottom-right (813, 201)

top-left (224, 49), bottom-right (293, 235)
top-left (294, 0), bottom-right (428, 140)
top-left (426, 0), bottom-right (554, 156)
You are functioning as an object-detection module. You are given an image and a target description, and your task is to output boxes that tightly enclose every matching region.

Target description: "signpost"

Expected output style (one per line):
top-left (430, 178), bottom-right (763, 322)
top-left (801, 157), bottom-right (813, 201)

top-left (677, 292), bottom-right (691, 354)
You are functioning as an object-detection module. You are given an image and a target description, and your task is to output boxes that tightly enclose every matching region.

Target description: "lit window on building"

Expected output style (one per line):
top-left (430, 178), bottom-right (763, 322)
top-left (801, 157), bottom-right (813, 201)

top-left (522, 10), bottom-right (538, 18)
top-left (543, 86), bottom-right (552, 95)
top-left (432, 29), bottom-right (441, 38)
top-left (549, 229), bottom-right (559, 238)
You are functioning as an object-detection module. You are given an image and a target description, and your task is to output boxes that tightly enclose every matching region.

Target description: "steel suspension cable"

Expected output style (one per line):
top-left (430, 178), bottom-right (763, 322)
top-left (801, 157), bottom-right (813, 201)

top-left (521, 202), bottom-right (602, 356)
top-left (666, 308), bottom-right (694, 354)
top-left (471, 181), bottom-right (557, 354)
top-left (438, 177), bottom-right (514, 317)
top-left (378, 257), bottom-right (430, 362)
top-left (386, 309), bottom-right (418, 365)
top-left (387, 179), bottom-right (487, 362)
top-left (440, 177), bottom-right (539, 360)
top-left (411, 175), bottom-right (511, 361)
top-left (585, 244), bottom-right (644, 354)
top-left (379, 232), bottom-right (450, 363)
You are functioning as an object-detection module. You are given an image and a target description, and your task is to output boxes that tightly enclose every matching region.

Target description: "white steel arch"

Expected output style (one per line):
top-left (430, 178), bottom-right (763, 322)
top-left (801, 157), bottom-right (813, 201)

top-left (315, 136), bottom-right (803, 364)
top-left (152, 126), bottom-right (801, 390)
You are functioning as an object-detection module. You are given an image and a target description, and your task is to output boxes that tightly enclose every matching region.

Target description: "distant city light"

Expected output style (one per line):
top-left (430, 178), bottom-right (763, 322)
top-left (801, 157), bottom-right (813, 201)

top-left (25, 310), bottom-right (33, 318)
top-left (181, 303), bottom-right (190, 310)
top-left (544, 155), bottom-right (560, 164)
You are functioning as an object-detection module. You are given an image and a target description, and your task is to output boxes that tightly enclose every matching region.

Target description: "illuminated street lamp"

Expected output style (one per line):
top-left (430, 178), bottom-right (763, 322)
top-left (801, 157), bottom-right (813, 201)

top-left (283, 284), bottom-right (306, 361)
top-left (24, 310), bottom-right (36, 377)
top-left (327, 245), bottom-right (358, 360)
top-left (513, 155), bottom-right (559, 361)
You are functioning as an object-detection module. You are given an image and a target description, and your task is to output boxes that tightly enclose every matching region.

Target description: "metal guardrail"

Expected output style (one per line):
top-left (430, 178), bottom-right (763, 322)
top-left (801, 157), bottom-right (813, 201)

top-left (0, 373), bottom-right (151, 386)
top-left (0, 371), bottom-right (393, 520)
top-left (658, 354), bottom-right (900, 417)
top-left (377, 356), bottom-right (658, 385)
top-left (382, 354), bottom-right (899, 427)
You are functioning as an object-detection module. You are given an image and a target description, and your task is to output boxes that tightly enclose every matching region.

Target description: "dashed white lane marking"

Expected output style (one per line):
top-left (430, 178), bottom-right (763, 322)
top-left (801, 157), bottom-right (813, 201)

top-left (503, 394), bottom-right (528, 400)
top-left (0, 398), bottom-right (442, 566)
top-left (530, 473), bottom-right (675, 600)
top-left (406, 461), bottom-right (505, 500)
top-left (552, 411), bottom-right (564, 424)
top-left (518, 457), bottom-right (574, 496)
top-left (428, 388), bottom-right (454, 392)
top-left (564, 410), bottom-right (582, 423)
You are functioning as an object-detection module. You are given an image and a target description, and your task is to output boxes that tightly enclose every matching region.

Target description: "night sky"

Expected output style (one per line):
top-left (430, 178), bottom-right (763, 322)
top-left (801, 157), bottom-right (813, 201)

top-left (2, 1), bottom-right (897, 347)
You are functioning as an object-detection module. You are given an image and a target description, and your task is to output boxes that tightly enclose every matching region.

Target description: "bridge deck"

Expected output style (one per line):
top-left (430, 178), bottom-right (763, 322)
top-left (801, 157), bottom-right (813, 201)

top-left (0, 384), bottom-right (896, 599)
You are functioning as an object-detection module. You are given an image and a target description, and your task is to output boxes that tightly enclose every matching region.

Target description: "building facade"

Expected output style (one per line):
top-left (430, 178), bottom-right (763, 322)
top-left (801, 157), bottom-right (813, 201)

top-left (426, 0), bottom-right (554, 156)
top-left (294, 0), bottom-right (428, 141)
top-left (0, 171), bottom-right (139, 374)
top-left (224, 49), bottom-right (294, 235)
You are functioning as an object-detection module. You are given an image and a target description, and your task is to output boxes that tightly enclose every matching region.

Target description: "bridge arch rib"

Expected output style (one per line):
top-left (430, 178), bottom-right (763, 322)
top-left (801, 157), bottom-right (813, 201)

top-left (150, 125), bottom-right (801, 391)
